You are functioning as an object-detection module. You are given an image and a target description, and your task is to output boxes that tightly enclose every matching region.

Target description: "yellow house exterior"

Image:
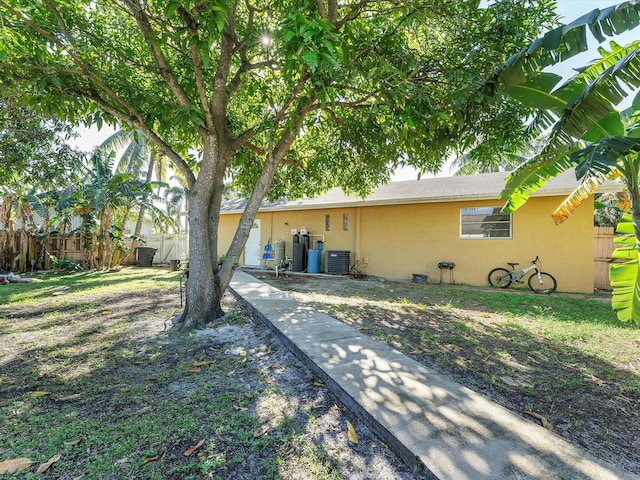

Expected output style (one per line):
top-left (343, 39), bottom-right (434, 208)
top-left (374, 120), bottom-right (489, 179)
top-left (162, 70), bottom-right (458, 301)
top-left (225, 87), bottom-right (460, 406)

top-left (219, 171), bottom-right (612, 293)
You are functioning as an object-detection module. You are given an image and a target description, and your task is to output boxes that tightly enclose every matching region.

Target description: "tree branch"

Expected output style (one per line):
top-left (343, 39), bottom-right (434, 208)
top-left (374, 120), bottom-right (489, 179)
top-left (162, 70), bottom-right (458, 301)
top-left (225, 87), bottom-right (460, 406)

top-left (315, 0), bottom-right (328, 19)
top-left (211, 2), bottom-right (237, 128)
top-left (0, 1), bottom-right (145, 121)
top-left (177, 6), bottom-right (213, 129)
top-left (83, 89), bottom-right (197, 188)
top-left (124, 0), bottom-right (192, 108)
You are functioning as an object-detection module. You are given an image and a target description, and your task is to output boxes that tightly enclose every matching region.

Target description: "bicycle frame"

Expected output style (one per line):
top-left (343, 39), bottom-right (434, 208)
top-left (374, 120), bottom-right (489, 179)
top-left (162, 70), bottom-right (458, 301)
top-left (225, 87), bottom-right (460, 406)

top-left (511, 262), bottom-right (539, 283)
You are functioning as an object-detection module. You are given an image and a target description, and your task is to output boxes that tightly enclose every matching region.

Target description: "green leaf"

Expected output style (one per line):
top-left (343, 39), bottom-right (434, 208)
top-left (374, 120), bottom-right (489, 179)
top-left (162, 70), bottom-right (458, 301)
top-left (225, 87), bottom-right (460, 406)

top-left (283, 28), bottom-right (295, 42)
top-left (610, 258), bottom-right (640, 322)
top-left (582, 110), bottom-right (625, 142)
top-left (497, 2), bottom-right (640, 90)
top-left (303, 50), bottom-right (318, 71)
top-left (610, 213), bottom-right (640, 323)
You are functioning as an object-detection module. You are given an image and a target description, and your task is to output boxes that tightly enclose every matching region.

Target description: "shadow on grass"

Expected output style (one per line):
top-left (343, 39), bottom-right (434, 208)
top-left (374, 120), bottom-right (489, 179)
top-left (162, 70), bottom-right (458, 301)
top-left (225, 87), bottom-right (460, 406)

top-left (262, 276), bottom-right (640, 476)
top-left (0, 285), bottom-right (408, 479)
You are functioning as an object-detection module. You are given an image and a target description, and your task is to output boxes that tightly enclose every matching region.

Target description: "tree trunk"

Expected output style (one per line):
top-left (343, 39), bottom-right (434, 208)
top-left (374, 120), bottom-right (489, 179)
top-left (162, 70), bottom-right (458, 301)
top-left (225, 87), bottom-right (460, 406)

top-left (173, 135), bottom-right (221, 330)
top-left (174, 189), bottom-right (220, 329)
top-left (173, 103), bottom-right (309, 331)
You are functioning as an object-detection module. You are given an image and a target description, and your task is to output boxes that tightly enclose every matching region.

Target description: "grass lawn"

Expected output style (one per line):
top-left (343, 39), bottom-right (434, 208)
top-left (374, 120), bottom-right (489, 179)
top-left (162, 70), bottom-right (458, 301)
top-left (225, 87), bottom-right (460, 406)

top-left (261, 274), bottom-right (640, 475)
top-left (0, 268), bottom-right (413, 479)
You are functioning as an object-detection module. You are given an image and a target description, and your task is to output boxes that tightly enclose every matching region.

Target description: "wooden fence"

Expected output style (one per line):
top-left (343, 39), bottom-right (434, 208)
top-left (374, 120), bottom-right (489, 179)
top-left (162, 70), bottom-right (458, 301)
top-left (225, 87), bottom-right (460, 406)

top-left (593, 226), bottom-right (616, 291)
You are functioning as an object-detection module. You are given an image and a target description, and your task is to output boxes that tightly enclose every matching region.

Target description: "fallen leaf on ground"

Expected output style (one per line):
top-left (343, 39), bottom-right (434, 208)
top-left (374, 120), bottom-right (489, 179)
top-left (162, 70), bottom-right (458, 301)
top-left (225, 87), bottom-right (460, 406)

top-left (313, 379), bottom-right (325, 387)
top-left (36, 453), bottom-right (61, 474)
top-left (523, 410), bottom-right (553, 430)
top-left (193, 360), bottom-right (213, 367)
top-left (347, 421), bottom-right (358, 444)
top-left (234, 405), bottom-right (248, 411)
top-left (634, 339), bottom-right (640, 347)
top-left (268, 363), bottom-right (283, 370)
top-left (54, 394), bottom-right (81, 402)
top-left (197, 451), bottom-right (222, 461)
top-left (227, 369), bottom-right (236, 377)
top-left (184, 439), bottom-right (205, 457)
top-left (253, 424), bottom-right (270, 438)
top-left (30, 391), bottom-right (51, 398)
top-left (186, 366), bottom-right (202, 373)
top-left (11, 355), bottom-right (23, 362)
top-left (64, 438), bottom-right (86, 446)
top-left (143, 455), bottom-right (159, 464)
top-left (0, 457), bottom-right (35, 474)
top-left (102, 311), bottom-right (111, 315)
top-left (588, 375), bottom-right (605, 385)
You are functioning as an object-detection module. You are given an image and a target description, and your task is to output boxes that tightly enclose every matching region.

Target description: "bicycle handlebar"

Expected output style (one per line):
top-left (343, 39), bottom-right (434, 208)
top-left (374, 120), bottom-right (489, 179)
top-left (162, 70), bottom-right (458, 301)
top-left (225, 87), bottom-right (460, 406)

top-left (532, 255), bottom-right (539, 264)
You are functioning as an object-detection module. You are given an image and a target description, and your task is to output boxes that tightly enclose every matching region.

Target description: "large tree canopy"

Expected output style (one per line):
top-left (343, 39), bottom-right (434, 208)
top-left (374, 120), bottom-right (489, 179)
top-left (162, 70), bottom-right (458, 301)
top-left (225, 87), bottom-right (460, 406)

top-left (0, 88), bottom-right (83, 189)
top-left (0, 0), bottom-right (556, 329)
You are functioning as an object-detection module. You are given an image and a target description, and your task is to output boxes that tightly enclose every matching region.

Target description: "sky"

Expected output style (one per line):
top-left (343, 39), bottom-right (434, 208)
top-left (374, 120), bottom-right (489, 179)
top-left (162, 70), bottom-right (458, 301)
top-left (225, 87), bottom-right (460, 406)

top-left (69, 1), bottom-right (637, 180)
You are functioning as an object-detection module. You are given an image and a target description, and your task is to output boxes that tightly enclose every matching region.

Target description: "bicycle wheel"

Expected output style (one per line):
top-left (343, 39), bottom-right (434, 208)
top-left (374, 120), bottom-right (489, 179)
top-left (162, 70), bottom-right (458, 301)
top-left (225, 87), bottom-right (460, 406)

top-left (488, 268), bottom-right (512, 288)
top-left (528, 271), bottom-right (557, 294)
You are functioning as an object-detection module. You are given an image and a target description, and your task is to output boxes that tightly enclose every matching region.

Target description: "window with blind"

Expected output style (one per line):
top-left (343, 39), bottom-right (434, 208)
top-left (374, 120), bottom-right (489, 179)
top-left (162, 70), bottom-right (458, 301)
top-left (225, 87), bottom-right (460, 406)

top-left (460, 207), bottom-right (511, 239)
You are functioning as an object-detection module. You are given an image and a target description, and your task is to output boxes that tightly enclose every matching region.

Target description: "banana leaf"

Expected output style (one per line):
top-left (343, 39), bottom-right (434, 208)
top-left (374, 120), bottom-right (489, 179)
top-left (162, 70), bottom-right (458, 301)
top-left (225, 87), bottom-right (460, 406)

top-left (610, 213), bottom-right (640, 323)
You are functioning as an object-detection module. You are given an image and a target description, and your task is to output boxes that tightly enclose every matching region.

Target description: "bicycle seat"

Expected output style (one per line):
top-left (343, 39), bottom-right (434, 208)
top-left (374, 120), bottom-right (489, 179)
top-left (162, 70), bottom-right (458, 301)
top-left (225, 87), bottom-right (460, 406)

top-left (507, 262), bottom-right (519, 267)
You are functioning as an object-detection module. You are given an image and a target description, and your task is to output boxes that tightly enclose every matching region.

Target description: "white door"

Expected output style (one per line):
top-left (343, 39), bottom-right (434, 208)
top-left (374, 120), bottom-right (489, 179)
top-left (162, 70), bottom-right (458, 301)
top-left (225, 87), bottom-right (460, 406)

top-left (244, 219), bottom-right (261, 266)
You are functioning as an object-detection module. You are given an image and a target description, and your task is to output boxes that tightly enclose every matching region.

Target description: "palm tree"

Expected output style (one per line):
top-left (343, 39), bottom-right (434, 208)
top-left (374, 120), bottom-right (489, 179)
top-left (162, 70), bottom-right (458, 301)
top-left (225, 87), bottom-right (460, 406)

top-left (95, 129), bottom-right (189, 267)
top-left (96, 129), bottom-right (167, 237)
top-left (489, 2), bottom-right (640, 321)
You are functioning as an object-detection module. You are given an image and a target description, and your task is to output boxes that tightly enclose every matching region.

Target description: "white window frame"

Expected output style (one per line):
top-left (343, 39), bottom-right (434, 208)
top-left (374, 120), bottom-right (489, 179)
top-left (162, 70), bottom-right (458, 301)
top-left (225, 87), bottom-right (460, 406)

top-left (460, 207), bottom-right (512, 239)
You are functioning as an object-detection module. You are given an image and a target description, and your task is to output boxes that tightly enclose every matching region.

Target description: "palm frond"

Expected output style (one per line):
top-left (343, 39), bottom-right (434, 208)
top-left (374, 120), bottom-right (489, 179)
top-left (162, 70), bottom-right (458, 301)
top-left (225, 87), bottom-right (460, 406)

top-left (494, 1), bottom-right (640, 93)
top-left (499, 149), bottom-right (576, 212)
top-left (551, 173), bottom-right (614, 224)
top-left (500, 46), bottom-right (640, 213)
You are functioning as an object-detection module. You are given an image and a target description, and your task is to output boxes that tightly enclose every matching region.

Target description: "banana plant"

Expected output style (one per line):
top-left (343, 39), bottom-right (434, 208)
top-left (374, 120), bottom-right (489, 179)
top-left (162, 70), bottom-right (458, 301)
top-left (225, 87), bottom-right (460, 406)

top-left (610, 212), bottom-right (640, 322)
top-left (78, 150), bottom-right (155, 269)
top-left (488, 1), bottom-right (640, 321)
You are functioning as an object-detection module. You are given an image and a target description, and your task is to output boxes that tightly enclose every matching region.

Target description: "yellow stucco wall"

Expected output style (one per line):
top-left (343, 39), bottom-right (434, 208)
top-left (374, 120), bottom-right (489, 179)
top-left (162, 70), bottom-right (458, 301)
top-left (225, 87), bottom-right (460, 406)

top-left (358, 196), bottom-right (594, 292)
top-left (219, 195), bottom-right (595, 293)
top-left (218, 208), bottom-right (358, 267)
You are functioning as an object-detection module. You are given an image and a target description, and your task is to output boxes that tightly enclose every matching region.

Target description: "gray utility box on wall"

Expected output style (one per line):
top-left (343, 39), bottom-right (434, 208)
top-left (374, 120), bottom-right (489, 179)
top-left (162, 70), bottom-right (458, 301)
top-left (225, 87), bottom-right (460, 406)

top-left (325, 250), bottom-right (350, 275)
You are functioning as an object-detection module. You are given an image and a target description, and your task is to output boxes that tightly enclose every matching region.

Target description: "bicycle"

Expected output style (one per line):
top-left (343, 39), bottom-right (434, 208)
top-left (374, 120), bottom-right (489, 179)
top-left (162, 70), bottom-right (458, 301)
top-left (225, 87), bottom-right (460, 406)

top-left (488, 256), bottom-right (557, 294)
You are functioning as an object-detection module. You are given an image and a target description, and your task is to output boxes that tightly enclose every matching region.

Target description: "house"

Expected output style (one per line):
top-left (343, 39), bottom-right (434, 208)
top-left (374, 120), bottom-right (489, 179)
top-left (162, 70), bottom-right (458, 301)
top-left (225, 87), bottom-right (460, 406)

top-left (218, 170), bottom-right (619, 293)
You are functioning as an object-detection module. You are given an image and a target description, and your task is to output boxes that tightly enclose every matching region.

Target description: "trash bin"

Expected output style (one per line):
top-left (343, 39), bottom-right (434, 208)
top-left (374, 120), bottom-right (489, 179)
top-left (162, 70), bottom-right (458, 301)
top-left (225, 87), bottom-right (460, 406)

top-left (136, 247), bottom-right (157, 267)
top-left (170, 259), bottom-right (180, 271)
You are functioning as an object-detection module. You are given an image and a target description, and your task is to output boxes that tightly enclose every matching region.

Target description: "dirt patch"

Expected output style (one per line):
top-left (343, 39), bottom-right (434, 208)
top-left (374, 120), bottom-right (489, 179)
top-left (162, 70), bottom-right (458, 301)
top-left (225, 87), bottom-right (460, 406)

top-left (0, 271), bottom-right (419, 479)
top-left (257, 273), bottom-right (640, 476)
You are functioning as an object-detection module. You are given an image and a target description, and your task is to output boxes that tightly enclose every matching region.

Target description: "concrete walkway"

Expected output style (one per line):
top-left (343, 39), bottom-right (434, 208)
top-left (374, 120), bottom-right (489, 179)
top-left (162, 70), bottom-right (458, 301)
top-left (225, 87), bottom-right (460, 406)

top-left (229, 270), bottom-right (637, 480)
